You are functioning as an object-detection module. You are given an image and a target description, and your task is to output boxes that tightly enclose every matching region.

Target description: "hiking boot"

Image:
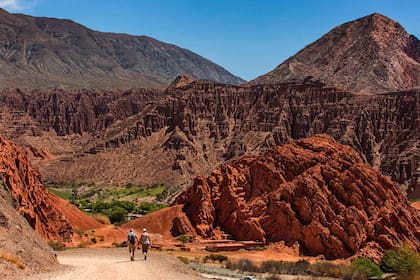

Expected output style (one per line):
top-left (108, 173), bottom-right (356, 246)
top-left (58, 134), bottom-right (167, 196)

top-left (131, 256), bottom-right (134, 261)
top-left (144, 254), bottom-right (147, 261)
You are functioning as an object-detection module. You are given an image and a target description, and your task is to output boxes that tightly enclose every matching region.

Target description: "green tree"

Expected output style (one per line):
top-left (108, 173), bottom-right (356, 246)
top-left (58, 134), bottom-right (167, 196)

top-left (380, 245), bottom-right (420, 274)
top-left (105, 206), bottom-right (127, 224)
top-left (352, 258), bottom-right (382, 278)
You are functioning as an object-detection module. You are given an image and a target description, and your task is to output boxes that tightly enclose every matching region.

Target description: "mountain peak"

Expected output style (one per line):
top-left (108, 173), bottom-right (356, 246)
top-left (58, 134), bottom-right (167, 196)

top-left (166, 75), bottom-right (197, 91)
top-left (251, 13), bottom-right (420, 94)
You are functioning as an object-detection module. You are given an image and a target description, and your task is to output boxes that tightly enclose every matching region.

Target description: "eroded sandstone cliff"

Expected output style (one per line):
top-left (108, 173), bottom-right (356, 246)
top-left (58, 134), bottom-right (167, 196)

top-left (0, 81), bottom-right (418, 196)
top-left (177, 135), bottom-right (420, 259)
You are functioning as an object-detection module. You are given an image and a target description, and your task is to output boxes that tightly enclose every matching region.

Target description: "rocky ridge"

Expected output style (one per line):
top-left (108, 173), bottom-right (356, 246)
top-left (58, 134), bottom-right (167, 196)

top-left (3, 79), bottom-right (418, 195)
top-left (251, 13), bottom-right (420, 94)
top-left (176, 135), bottom-right (420, 259)
top-left (0, 8), bottom-right (244, 89)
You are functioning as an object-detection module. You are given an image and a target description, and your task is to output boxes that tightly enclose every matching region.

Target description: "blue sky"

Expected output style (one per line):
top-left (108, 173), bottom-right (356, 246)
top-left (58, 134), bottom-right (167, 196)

top-left (1, 0), bottom-right (419, 81)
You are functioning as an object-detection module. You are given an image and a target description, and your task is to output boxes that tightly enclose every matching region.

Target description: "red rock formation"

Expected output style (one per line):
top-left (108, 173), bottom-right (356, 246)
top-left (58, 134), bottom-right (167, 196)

top-left (0, 183), bottom-right (58, 278)
top-left (0, 134), bottom-right (102, 243)
top-left (177, 135), bottom-right (420, 259)
top-left (123, 205), bottom-right (196, 239)
top-left (0, 83), bottom-right (417, 196)
top-left (0, 81), bottom-right (418, 196)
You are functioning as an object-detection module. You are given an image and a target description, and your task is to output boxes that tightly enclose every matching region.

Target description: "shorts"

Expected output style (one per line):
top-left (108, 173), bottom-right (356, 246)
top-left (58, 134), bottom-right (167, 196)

top-left (142, 244), bottom-right (150, 253)
top-left (128, 243), bottom-right (136, 253)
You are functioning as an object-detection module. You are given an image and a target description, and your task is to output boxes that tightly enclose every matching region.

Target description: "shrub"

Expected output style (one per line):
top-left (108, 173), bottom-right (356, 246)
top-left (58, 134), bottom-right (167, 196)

top-left (225, 259), bottom-right (235, 269)
top-left (260, 260), bottom-right (310, 275)
top-left (178, 256), bottom-right (190, 264)
top-left (226, 258), bottom-right (352, 278)
top-left (343, 268), bottom-right (368, 280)
top-left (0, 252), bottom-right (25, 269)
top-left (380, 245), bottom-right (420, 274)
top-left (92, 213), bottom-right (111, 225)
top-left (137, 202), bottom-right (168, 215)
top-left (309, 261), bottom-right (349, 278)
top-left (112, 241), bottom-right (126, 247)
top-left (352, 258), bottom-right (383, 278)
top-left (48, 240), bottom-right (66, 251)
top-left (204, 254), bottom-right (228, 263)
top-left (175, 235), bottom-right (191, 244)
top-left (237, 259), bottom-right (258, 272)
top-left (104, 206), bottom-right (127, 224)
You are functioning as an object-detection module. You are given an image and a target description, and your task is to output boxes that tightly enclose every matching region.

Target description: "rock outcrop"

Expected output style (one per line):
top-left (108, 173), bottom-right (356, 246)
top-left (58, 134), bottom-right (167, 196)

top-left (250, 13), bottom-right (420, 94)
top-left (0, 8), bottom-right (244, 89)
top-left (0, 81), bottom-right (418, 196)
top-left (177, 135), bottom-right (420, 259)
top-left (123, 205), bottom-right (196, 239)
top-left (0, 135), bottom-right (102, 243)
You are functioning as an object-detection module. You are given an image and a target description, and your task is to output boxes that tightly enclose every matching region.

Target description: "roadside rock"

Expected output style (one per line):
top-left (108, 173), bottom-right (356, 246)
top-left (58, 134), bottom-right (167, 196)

top-left (0, 181), bottom-right (58, 279)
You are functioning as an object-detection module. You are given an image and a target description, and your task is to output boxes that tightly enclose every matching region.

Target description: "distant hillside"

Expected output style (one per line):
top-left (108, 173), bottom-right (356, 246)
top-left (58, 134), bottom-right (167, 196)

top-left (0, 81), bottom-right (418, 197)
top-left (251, 13), bottom-right (420, 94)
top-left (0, 8), bottom-right (244, 89)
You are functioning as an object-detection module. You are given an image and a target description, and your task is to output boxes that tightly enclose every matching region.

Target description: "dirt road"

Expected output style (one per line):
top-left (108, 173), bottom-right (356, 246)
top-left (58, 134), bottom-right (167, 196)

top-left (25, 248), bottom-right (205, 280)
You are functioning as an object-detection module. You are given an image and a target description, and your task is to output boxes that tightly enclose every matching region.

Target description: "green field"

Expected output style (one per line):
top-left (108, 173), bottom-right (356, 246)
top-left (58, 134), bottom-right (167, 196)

top-left (48, 188), bottom-right (72, 200)
top-left (46, 182), bottom-right (172, 224)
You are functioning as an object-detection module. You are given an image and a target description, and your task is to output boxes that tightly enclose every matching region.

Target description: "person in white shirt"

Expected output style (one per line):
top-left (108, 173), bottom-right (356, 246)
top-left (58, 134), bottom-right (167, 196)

top-left (140, 228), bottom-right (151, 260)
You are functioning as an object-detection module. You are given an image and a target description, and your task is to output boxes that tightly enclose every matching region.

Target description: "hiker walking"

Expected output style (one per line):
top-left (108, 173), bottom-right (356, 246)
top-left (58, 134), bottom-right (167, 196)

top-left (140, 228), bottom-right (151, 260)
top-left (127, 228), bottom-right (138, 261)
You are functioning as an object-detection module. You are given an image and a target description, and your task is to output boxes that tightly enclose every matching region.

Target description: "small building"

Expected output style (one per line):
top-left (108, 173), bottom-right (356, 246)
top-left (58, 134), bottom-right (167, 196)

top-left (127, 213), bottom-right (143, 221)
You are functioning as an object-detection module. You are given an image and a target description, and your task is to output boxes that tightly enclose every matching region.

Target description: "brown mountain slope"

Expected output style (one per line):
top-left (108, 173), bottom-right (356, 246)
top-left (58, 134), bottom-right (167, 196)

top-left (251, 13), bottom-right (420, 94)
top-left (0, 135), bottom-right (103, 243)
top-left (0, 8), bottom-right (244, 89)
top-left (0, 185), bottom-right (58, 279)
top-left (176, 135), bottom-right (420, 260)
top-left (0, 81), bottom-right (418, 197)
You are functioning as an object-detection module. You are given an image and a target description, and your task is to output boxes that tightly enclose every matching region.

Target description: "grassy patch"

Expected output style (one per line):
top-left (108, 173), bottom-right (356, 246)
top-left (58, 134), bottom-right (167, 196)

top-left (114, 184), bottom-right (168, 198)
top-left (48, 188), bottom-right (72, 200)
top-left (137, 202), bottom-right (168, 215)
top-left (0, 252), bottom-right (25, 269)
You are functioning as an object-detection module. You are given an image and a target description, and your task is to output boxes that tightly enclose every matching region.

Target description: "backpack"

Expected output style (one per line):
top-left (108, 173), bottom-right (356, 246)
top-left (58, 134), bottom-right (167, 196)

top-left (128, 233), bottom-right (136, 245)
top-left (141, 233), bottom-right (150, 245)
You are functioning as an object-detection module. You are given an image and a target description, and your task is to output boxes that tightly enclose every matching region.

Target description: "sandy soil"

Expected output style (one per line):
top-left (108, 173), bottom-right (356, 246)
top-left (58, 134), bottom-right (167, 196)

top-left (24, 248), bottom-right (205, 280)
